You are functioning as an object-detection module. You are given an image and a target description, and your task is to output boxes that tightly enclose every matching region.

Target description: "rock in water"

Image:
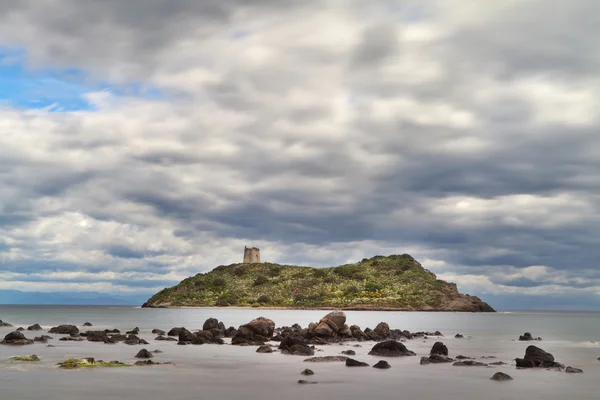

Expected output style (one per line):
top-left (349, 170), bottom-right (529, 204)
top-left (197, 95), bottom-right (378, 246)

top-left (83, 322), bottom-right (93, 327)
top-left (491, 372), bottom-right (513, 381)
top-left (135, 349), bottom-right (154, 359)
top-left (519, 332), bottom-right (541, 341)
top-left (231, 317), bottom-right (275, 345)
top-left (49, 325), bottom-right (79, 335)
top-left (515, 345), bottom-right (563, 369)
top-left (346, 358), bottom-right (369, 367)
top-left (0, 320), bottom-right (13, 327)
top-left (152, 329), bottom-right (166, 335)
top-left (301, 369), bottom-right (314, 375)
top-left (455, 334), bottom-right (464, 339)
top-left (421, 354), bottom-right (454, 365)
top-left (27, 324), bottom-right (43, 331)
top-left (373, 322), bottom-right (391, 338)
top-left (341, 350), bottom-right (356, 356)
top-left (319, 311), bottom-right (346, 332)
top-left (430, 342), bottom-right (448, 356)
top-left (453, 360), bottom-right (488, 367)
top-left (373, 360), bottom-right (391, 369)
top-left (256, 345), bottom-right (273, 353)
top-left (203, 318), bottom-right (219, 331)
top-left (2, 330), bottom-right (34, 345)
top-left (304, 356), bottom-right (348, 363)
top-left (368, 340), bottom-right (416, 357)
top-left (565, 366), bottom-right (583, 373)
top-left (298, 380), bottom-right (318, 384)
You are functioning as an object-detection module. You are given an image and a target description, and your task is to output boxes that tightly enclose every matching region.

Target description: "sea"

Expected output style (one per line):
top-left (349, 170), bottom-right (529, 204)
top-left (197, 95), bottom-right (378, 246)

top-left (0, 306), bottom-right (598, 400)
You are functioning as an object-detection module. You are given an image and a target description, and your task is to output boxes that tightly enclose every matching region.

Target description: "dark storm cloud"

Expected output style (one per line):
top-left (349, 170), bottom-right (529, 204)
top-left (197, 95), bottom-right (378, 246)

top-left (0, 1), bottom-right (599, 308)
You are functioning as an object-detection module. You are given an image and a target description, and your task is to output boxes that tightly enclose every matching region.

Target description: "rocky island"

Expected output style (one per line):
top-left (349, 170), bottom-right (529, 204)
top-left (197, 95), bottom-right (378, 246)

top-left (142, 254), bottom-right (494, 312)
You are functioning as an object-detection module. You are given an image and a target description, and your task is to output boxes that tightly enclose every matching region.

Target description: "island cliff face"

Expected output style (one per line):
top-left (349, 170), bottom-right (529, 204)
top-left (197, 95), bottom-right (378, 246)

top-left (142, 254), bottom-right (495, 312)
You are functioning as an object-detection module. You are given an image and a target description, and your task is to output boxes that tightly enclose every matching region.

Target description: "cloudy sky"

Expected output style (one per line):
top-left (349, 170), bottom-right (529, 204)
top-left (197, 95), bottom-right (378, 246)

top-left (0, 0), bottom-right (599, 309)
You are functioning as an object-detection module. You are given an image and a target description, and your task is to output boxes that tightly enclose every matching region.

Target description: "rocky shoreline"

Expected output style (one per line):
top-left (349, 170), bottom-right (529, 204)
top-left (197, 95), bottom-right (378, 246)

top-left (0, 311), bottom-right (587, 379)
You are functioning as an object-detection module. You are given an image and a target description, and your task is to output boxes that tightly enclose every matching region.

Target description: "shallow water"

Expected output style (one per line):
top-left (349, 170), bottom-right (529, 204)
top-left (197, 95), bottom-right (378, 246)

top-left (0, 306), bottom-right (598, 400)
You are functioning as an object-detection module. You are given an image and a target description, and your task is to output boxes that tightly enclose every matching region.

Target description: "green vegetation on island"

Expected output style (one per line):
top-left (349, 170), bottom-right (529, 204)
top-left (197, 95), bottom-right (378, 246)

top-left (142, 254), bottom-right (494, 312)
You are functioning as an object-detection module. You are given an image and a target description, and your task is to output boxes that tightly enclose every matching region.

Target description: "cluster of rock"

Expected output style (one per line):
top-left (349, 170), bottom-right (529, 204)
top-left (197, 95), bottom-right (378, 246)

top-left (161, 318), bottom-right (236, 345)
top-left (1, 330), bottom-right (34, 345)
top-left (518, 332), bottom-right (542, 341)
top-left (81, 330), bottom-right (149, 345)
top-left (515, 345), bottom-right (582, 373)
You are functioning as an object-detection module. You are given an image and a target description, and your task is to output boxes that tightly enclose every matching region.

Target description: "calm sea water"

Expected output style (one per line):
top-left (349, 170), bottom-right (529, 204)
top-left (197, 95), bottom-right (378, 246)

top-left (0, 306), bottom-right (598, 400)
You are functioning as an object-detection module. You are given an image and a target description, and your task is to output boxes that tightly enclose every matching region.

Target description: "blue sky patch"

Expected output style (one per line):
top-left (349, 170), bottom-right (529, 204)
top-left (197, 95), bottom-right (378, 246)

top-left (0, 47), bottom-right (162, 111)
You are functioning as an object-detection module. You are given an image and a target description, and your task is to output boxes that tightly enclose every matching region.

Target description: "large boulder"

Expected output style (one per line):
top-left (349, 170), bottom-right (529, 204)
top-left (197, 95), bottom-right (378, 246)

top-left (27, 324), bottom-right (43, 331)
top-left (231, 317), bottom-right (275, 345)
top-left (373, 322), bottom-right (391, 338)
top-left (515, 345), bottom-right (563, 369)
top-left (430, 342), bottom-right (448, 356)
top-left (178, 328), bottom-right (195, 343)
top-left (368, 340), bottom-right (416, 357)
top-left (203, 318), bottom-right (220, 331)
top-left (319, 311), bottom-right (346, 333)
top-left (49, 325), bottom-right (79, 335)
top-left (167, 327), bottom-right (185, 337)
top-left (2, 330), bottom-right (34, 345)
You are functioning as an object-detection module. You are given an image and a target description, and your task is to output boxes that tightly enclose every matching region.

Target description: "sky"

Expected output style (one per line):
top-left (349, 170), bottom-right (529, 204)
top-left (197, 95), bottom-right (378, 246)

top-left (0, 0), bottom-right (599, 309)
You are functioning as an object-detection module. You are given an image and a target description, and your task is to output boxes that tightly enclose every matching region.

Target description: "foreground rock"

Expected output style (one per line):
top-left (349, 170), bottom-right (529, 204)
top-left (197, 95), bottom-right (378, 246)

top-left (27, 324), bottom-right (43, 331)
top-left (373, 360), bottom-right (391, 369)
top-left (565, 366), bottom-right (583, 373)
top-left (49, 325), bottom-right (79, 335)
top-left (10, 355), bottom-right (40, 361)
top-left (515, 345), bottom-right (564, 369)
top-left (256, 345), bottom-right (273, 353)
top-left (346, 358), bottom-right (369, 367)
top-left (519, 332), bottom-right (542, 341)
top-left (491, 372), bottom-right (513, 381)
top-left (231, 317), bottom-right (275, 345)
top-left (368, 340), bottom-right (416, 357)
top-left (135, 349), bottom-right (153, 359)
top-left (58, 358), bottom-right (130, 369)
top-left (1, 331), bottom-right (34, 345)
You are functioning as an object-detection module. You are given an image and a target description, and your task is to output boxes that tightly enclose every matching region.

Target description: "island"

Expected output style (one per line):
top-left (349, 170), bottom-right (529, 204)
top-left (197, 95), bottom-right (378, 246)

top-left (142, 254), bottom-right (495, 312)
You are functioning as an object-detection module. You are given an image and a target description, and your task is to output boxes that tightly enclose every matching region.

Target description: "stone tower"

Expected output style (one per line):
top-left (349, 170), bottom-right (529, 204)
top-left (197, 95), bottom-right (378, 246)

top-left (243, 247), bottom-right (261, 264)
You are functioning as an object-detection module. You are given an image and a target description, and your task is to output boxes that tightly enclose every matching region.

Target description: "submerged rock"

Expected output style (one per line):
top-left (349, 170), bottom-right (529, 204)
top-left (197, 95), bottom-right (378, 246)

top-left (134, 360), bottom-right (173, 366)
top-left (152, 329), bottom-right (166, 335)
top-left (256, 345), bottom-right (273, 353)
top-left (368, 340), bottom-right (416, 357)
top-left (373, 360), bottom-right (391, 369)
top-left (346, 358), bottom-right (369, 367)
top-left (10, 355), bottom-right (40, 361)
top-left (565, 366), bottom-right (583, 373)
top-left (421, 354), bottom-right (454, 365)
top-left (491, 372), bottom-right (513, 381)
top-left (304, 356), bottom-right (348, 363)
top-left (298, 380), bottom-right (318, 384)
top-left (453, 360), bottom-right (488, 367)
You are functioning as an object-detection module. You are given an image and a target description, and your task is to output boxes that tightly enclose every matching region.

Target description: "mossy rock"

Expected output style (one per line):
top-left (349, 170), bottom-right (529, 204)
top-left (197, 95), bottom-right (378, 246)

top-left (57, 358), bottom-right (131, 369)
top-left (10, 355), bottom-right (40, 362)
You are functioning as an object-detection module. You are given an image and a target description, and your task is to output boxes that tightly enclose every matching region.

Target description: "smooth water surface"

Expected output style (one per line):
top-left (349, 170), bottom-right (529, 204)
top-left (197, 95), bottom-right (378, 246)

top-left (0, 306), bottom-right (598, 400)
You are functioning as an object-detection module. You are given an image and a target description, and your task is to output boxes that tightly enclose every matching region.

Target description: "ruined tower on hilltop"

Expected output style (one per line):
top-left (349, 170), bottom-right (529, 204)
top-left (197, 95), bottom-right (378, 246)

top-left (243, 247), bottom-right (261, 264)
